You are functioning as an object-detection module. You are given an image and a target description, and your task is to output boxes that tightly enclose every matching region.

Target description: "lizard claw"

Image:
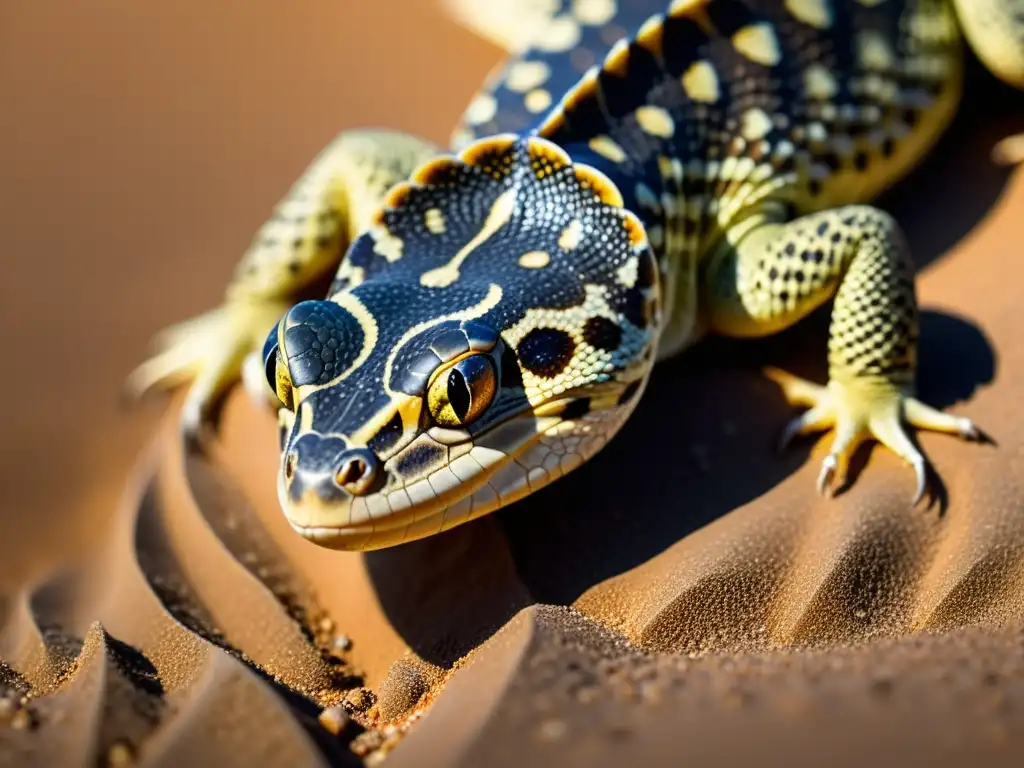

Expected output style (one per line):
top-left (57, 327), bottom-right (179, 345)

top-left (816, 453), bottom-right (840, 498)
top-left (911, 455), bottom-right (927, 508)
top-left (770, 370), bottom-right (985, 504)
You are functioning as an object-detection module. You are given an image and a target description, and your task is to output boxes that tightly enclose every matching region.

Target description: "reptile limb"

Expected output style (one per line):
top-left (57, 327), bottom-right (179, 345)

top-left (125, 129), bottom-right (440, 443)
top-left (704, 205), bottom-right (981, 504)
top-left (953, 0), bottom-right (1024, 164)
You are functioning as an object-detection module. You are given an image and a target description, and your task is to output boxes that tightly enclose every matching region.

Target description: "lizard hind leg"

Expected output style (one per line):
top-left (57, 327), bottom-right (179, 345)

top-left (705, 205), bottom-right (984, 504)
top-left (952, 0), bottom-right (1024, 165)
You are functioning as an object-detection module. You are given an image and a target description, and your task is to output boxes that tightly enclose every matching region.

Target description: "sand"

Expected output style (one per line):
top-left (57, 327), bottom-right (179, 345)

top-left (3, 1), bottom-right (1024, 765)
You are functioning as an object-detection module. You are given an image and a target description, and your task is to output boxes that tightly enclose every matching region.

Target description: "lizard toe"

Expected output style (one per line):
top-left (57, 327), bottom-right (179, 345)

top-left (771, 371), bottom-right (980, 505)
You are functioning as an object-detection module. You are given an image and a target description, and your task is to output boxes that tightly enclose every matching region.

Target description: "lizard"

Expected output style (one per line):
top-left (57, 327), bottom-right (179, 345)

top-left (125, 0), bottom-right (1022, 551)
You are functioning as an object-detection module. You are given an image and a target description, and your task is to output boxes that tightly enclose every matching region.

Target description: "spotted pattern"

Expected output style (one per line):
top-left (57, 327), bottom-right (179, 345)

top-left (707, 204), bottom-right (916, 381)
top-left (266, 134), bottom-right (658, 547)
top-left (451, 0), bottom-right (672, 149)
top-left (135, 0), bottom-right (1005, 552)
top-left (517, 327), bottom-right (578, 377)
top-left (582, 315), bottom-right (624, 351)
top-left (515, 0), bottom-right (961, 358)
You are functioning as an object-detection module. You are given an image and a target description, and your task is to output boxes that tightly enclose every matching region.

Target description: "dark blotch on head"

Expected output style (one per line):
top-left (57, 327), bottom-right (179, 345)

top-left (395, 442), bottom-right (446, 477)
top-left (582, 316), bottom-right (623, 352)
top-left (517, 328), bottom-right (576, 379)
top-left (367, 411), bottom-right (404, 456)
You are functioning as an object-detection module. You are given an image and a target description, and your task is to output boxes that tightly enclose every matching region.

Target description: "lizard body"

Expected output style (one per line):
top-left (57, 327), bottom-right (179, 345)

top-left (128, 1), bottom-right (1020, 550)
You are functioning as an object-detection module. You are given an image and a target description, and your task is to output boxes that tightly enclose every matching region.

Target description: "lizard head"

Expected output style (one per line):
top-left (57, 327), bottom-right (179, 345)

top-left (262, 135), bottom-right (661, 550)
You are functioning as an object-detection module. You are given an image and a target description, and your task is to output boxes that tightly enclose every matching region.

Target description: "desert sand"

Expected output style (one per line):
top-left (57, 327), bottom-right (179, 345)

top-left (3, 1), bottom-right (1024, 766)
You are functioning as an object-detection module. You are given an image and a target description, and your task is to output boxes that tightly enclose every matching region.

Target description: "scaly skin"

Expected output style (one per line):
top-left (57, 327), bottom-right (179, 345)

top-left (129, 1), bottom-right (1021, 550)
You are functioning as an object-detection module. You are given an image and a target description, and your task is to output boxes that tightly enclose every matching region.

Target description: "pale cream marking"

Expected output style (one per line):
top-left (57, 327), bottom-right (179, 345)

top-left (784, 0), bottom-right (832, 29)
top-left (369, 225), bottom-right (404, 262)
top-left (535, 14), bottom-right (582, 52)
top-left (803, 63), bottom-right (839, 99)
top-left (524, 88), bottom-right (553, 113)
top-left (588, 135), bottom-right (627, 163)
top-left (299, 398), bottom-right (315, 433)
top-left (420, 188), bottom-right (518, 287)
top-left (732, 23), bottom-right (781, 67)
top-left (465, 93), bottom-right (498, 125)
top-left (558, 219), bottom-right (584, 250)
top-left (572, 0), bottom-right (616, 26)
top-left (806, 121), bottom-right (828, 142)
top-left (518, 250), bottom-right (551, 268)
top-left (505, 60), bottom-right (551, 93)
top-left (425, 207), bottom-right (446, 234)
top-left (681, 60), bottom-right (720, 102)
top-left (617, 255), bottom-right (639, 288)
top-left (857, 29), bottom-right (895, 71)
top-left (635, 105), bottom-right (676, 138)
top-left (740, 108), bottom-right (773, 141)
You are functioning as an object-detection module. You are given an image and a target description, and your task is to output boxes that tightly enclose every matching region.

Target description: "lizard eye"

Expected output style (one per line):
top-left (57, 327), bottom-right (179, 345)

top-left (262, 324), bottom-right (294, 410)
top-left (427, 354), bottom-right (497, 428)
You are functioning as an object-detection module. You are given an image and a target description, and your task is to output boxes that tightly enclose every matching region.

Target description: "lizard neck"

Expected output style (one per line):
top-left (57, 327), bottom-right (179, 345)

top-left (563, 142), bottom-right (706, 359)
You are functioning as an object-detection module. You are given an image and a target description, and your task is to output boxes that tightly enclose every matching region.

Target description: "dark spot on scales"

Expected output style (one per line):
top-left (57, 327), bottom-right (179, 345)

top-left (582, 316), bottom-right (622, 352)
top-left (395, 443), bottom-right (446, 477)
top-left (517, 328), bottom-right (576, 379)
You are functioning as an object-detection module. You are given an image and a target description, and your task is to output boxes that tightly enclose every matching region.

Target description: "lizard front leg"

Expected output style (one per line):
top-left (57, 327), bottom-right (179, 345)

top-left (125, 129), bottom-right (440, 442)
top-left (952, 0), bottom-right (1024, 164)
top-left (704, 205), bottom-right (984, 503)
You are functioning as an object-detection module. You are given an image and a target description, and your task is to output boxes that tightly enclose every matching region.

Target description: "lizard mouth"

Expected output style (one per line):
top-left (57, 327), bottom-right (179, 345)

top-left (278, 404), bottom-right (630, 551)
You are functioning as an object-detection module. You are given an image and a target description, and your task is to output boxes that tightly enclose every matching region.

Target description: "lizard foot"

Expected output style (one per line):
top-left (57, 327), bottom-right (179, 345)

top-left (992, 132), bottom-right (1024, 166)
top-left (764, 367), bottom-right (983, 505)
top-left (124, 301), bottom-right (289, 445)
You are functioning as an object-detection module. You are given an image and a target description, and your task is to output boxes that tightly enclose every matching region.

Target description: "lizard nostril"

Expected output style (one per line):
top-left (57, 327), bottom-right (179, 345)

top-left (335, 449), bottom-right (378, 496)
top-left (338, 459), bottom-right (365, 485)
top-left (285, 452), bottom-right (297, 482)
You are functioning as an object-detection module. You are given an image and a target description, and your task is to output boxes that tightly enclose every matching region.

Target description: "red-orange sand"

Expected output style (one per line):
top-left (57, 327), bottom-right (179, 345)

top-left (3, 2), bottom-right (1024, 766)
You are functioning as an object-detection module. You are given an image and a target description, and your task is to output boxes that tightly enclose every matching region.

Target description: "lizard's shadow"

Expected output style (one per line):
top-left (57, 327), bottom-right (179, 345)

top-left (363, 59), bottom-right (1015, 667)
